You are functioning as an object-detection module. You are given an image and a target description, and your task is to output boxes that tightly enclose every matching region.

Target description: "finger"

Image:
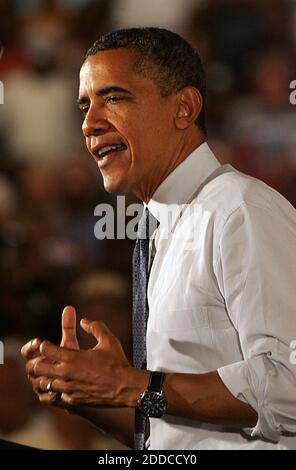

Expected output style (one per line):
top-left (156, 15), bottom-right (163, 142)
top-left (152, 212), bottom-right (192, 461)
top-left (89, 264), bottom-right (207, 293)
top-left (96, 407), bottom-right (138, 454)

top-left (40, 340), bottom-right (74, 363)
top-left (50, 378), bottom-right (74, 394)
top-left (31, 376), bottom-right (48, 393)
top-left (80, 319), bottom-right (114, 348)
top-left (26, 356), bottom-right (49, 377)
top-left (39, 377), bottom-right (54, 393)
top-left (60, 306), bottom-right (79, 350)
top-left (60, 391), bottom-right (105, 407)
top-left (21, 338), bottom-right (42, 359)
top-left (26, 354), bottom-right (50, 379)
top-left (61, 392), bottom-right (75, 405)
top-left (29, 356), bottom-right (67, 380)
top-left (30, 377), bottom-right (59, 404)
top-left (60, 392), bottom-right (88, 406)
top-left (38, 392), bottom-right (60, 405)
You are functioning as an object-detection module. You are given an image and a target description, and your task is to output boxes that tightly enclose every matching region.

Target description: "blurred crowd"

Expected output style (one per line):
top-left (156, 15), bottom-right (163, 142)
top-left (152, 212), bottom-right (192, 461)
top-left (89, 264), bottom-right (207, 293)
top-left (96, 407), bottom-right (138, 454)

top-left (0, 0), bottom-right (296, 450)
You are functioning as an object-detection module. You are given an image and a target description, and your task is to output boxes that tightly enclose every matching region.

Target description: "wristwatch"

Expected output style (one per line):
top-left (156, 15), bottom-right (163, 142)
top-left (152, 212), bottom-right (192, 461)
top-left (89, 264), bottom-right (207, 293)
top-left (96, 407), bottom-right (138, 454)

top-left (137, 371), bottom-right (167, 418)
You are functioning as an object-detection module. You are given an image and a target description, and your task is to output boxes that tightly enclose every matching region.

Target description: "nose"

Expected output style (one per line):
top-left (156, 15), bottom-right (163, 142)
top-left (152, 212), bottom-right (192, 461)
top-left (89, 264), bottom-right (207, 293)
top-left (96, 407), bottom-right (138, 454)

top-left (82, 104), bottom-right (110, 137)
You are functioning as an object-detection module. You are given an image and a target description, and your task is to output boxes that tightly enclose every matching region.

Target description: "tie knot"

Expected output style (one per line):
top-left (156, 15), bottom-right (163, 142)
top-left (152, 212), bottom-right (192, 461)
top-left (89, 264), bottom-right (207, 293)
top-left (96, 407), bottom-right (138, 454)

top-left (137, 208), bottom-right (159, 240)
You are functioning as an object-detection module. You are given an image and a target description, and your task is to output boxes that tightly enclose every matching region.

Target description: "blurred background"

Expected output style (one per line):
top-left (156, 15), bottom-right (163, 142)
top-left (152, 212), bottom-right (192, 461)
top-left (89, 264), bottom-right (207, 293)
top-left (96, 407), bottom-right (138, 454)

top-left (0, 0), bottom-right (296, 449)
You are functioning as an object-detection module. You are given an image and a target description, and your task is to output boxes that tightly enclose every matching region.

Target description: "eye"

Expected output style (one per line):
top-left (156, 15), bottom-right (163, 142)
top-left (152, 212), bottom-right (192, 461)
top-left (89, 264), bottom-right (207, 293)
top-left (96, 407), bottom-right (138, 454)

top-left (105, 95), bottom-right (122, 104)
top-left (80, 106), bottom-right (89, 116)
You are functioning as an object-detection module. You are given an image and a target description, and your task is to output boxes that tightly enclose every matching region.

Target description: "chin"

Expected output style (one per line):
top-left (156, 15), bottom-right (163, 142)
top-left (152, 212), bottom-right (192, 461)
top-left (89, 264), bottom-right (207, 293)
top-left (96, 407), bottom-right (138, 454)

top-left (102, 175), bottom-right (130, 195)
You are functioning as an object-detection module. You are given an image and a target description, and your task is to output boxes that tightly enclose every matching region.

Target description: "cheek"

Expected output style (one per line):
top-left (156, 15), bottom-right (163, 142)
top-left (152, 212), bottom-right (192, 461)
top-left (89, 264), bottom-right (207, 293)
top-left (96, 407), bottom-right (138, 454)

top-left (119, 107), bottom-right (171, 161)
top-left (85, 137), bottom-right (91, 153)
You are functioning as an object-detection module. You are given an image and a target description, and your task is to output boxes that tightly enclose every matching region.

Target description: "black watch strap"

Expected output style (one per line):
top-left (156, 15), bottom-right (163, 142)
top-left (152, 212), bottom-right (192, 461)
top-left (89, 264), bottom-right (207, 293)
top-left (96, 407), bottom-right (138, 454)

top-left (148, 371), bottom-right (166, 392)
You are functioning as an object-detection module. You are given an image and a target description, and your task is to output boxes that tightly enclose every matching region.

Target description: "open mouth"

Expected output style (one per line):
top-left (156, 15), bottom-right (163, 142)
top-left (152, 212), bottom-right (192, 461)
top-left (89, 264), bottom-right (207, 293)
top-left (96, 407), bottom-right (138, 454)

top-left (95, 143), bottom-right (127, 159)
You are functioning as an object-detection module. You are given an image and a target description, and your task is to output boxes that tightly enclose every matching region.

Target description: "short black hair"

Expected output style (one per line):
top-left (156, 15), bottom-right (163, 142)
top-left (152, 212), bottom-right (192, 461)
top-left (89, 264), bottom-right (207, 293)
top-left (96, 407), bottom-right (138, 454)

top-left (86, 27), bottom-right (206, 135)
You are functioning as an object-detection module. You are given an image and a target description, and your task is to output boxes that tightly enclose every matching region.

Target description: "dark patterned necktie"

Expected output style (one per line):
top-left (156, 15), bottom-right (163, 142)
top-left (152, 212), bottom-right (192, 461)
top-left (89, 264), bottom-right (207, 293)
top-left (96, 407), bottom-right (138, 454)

top-left (132, 207), bottom-right (158, 450)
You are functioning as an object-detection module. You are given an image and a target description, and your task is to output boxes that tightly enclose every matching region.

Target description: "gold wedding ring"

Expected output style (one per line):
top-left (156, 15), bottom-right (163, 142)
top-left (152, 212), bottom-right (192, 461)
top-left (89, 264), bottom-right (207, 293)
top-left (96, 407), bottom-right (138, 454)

top-left (46, 380), bottom-right (53, 394)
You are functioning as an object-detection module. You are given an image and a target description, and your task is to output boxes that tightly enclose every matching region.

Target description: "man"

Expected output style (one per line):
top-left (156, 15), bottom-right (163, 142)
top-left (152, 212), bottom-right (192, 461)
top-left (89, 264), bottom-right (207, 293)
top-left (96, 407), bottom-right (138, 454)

top-left (22, 28), bottom-right (296, 450)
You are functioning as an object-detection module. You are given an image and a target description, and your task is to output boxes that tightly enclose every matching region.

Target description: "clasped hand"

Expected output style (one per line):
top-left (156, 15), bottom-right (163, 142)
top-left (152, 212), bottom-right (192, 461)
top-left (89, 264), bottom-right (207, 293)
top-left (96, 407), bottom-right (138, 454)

top-left (21, 306), bottom-right (132, 408)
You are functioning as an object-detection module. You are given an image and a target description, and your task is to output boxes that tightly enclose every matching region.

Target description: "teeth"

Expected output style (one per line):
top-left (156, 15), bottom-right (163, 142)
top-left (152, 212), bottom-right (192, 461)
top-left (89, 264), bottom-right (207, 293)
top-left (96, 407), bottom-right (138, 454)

top-left (98, 144), bottom-right (123, 156)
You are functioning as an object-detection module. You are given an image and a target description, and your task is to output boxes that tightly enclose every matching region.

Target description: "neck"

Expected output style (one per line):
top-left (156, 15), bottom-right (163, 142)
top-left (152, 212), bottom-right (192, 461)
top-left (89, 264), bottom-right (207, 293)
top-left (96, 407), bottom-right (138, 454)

top-left (135, 132), bottom-right (205, 204)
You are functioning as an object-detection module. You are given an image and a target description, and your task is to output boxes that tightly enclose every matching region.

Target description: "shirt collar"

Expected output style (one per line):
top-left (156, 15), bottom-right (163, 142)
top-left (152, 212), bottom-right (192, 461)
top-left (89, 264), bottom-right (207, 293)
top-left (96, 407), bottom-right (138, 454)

top-left (147, 142), bottom-right (220, 231)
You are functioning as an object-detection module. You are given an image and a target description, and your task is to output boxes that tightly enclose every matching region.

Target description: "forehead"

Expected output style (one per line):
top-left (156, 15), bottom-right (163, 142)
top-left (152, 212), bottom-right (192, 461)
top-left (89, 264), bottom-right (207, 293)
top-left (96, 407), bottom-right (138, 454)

top-left (79, 48), bottom-right (146, 92)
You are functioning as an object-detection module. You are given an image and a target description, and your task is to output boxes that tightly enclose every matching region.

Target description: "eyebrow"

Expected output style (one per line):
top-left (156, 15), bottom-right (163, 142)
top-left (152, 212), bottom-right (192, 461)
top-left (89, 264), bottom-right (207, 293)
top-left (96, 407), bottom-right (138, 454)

top-left (77, 86), bottom-right (133, 106)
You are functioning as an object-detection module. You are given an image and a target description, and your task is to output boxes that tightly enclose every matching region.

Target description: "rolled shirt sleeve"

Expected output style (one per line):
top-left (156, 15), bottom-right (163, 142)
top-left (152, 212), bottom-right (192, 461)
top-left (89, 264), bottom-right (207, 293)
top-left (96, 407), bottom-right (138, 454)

top-left (216, 196), bottom-right (296, 442)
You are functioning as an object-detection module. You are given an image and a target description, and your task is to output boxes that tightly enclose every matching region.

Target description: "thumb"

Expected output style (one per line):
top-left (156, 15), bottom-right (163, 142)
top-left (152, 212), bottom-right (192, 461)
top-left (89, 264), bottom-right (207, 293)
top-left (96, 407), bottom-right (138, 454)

top-left (80, 319), bottom-right (113, 349)
top-left (60, 306), bottom-right (79, 349)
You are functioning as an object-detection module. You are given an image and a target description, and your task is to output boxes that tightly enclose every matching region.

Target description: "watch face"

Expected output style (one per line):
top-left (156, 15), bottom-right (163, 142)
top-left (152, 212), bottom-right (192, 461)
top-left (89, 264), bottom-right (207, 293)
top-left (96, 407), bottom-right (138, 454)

top-left (140, 391), bottom-right (167, 418)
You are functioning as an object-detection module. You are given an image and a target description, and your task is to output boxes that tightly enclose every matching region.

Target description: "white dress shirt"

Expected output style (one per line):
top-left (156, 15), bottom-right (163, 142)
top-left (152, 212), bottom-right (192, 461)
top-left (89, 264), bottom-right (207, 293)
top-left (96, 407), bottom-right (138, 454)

top-left (146, 142), bottom-right (296, 450)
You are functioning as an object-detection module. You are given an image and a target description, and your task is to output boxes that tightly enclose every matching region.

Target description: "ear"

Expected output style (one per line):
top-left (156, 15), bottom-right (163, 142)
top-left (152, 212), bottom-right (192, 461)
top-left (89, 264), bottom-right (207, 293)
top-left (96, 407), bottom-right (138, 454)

top-left (174, 86), bottom-right (203, 130)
